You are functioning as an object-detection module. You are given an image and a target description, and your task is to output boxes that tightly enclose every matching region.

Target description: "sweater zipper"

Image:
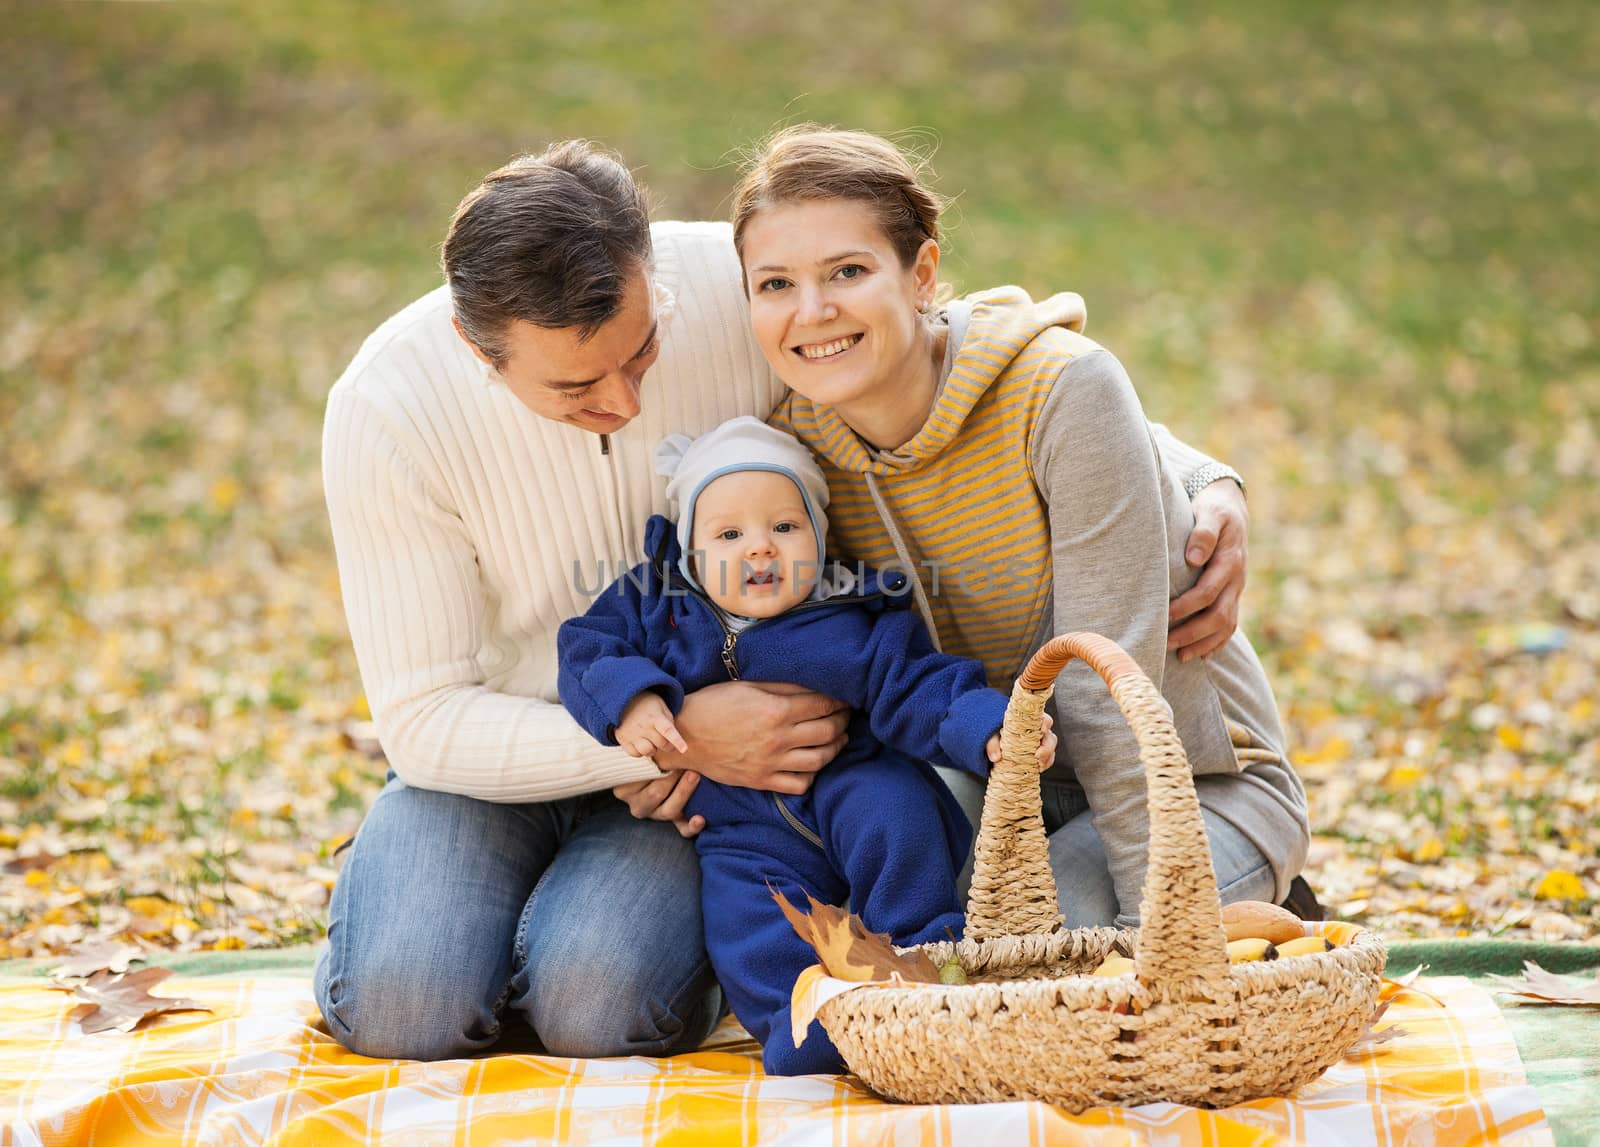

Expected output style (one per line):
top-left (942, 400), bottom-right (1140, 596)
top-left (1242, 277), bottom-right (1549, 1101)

top-left (597, 432), bottom-right (632, 565)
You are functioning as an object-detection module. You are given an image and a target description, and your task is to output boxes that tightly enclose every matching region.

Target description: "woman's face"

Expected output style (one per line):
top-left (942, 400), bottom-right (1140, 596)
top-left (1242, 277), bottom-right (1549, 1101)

top-left (741, 198), bottom-right (937, 411)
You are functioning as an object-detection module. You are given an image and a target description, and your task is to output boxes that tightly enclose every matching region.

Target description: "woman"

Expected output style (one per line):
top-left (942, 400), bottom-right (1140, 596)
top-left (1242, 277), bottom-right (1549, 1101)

top-left (733, 126), bottom-right (1310, 927)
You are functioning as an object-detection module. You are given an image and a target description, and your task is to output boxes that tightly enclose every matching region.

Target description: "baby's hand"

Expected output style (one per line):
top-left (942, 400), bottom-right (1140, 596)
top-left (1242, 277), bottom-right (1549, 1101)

top-left (986, 712), bottom-right (1057, 773)
top-left (616, 693), bottom-right (689, 759)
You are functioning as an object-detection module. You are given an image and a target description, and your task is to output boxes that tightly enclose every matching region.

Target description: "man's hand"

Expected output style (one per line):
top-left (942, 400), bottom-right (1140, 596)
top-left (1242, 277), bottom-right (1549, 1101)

top-left (614, 692), bottom-right (689, 759)
top-left (652, 680), bottom-right (850, 795)
top-left (1168, 479), bottom-right (1248, 661)
top-left (613, 769), bottom-right (705, 838)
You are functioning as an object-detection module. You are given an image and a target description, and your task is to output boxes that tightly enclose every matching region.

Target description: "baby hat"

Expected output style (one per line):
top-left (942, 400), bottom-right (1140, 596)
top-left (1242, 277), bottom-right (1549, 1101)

top-left (655, 416), bottom-right (830, 591)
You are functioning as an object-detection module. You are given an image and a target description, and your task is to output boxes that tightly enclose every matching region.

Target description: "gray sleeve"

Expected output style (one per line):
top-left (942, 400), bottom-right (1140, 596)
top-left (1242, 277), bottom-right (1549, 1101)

top-left (1027, 349), bottom-right (1174, 923)
top-left (1147, 421), bottom-right (1236, 497)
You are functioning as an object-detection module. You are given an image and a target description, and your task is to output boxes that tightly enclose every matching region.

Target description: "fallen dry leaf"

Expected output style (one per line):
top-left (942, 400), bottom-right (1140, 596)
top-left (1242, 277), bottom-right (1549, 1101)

top-left (771, 886), bottom-right (941, 984)
top-left (1488, 961), bottom-right (1600, 1007)
top-left (1346, 1023), bottom-right (1412, 1057)
top-left (1380, 965), bottom-right (1444, 1007)
top-left (1341, 997), bottom-right (1413, 1057)
top-left (48, 940), bottom-right (147, 982)
top-left (60, 966), bottom-right (211, 1034)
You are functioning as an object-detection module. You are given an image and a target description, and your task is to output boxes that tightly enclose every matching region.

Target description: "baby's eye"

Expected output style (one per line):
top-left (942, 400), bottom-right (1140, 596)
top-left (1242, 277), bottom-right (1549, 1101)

top-left (757, 277), bottom-right (792, 293)
top-left (717, 529), bottom-right (741, 542)
top-left (773, 522), bottom-right (796, 533)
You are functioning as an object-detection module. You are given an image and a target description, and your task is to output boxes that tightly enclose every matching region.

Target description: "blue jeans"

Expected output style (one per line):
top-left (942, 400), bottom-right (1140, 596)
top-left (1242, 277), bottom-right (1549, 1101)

top-left (933, 769), bottom-right (1277, 926)
top-left (313, 776), bottom-right (720, 1061)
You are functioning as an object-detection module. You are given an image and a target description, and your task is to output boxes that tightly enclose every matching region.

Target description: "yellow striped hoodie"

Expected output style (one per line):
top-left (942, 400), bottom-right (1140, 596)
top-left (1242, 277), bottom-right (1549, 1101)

top-left (770, 286), bottom-right (1309, 923)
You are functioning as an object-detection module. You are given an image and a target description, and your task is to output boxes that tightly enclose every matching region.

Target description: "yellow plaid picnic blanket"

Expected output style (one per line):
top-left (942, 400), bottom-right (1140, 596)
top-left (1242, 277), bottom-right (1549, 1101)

top-left (0, 965), bottom-right (1550, 1145)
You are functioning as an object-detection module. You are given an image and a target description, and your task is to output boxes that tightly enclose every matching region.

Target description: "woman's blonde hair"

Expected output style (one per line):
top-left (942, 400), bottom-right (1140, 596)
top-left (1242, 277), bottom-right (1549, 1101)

top-left (730, 126), bottom-right (946, 275)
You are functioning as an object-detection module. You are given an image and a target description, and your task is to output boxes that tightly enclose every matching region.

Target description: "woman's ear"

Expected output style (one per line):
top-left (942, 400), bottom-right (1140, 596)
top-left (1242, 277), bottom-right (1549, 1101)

top-left (912, 238), bottom-right (941, 307)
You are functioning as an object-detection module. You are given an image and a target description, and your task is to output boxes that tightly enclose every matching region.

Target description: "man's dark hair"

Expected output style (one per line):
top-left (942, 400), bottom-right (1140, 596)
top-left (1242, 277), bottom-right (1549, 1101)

top-left (442, 140), bottom-right (652, 366)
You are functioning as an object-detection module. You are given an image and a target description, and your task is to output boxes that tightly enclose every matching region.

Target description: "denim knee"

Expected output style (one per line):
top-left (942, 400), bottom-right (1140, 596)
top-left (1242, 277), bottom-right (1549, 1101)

top-left (521, 949), bottom-right (720, 1059)
top-left (315, 944), bottom-right (500, 1061)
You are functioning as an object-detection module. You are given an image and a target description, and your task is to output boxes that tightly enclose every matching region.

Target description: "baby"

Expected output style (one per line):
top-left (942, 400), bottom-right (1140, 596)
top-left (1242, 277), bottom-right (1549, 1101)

top-left (557, 417), bottom-right (1054, 1075)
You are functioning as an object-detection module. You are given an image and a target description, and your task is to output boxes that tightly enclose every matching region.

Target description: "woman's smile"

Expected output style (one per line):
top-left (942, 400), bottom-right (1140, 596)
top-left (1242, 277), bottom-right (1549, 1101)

top-left (793, 333), bottom-right (864, 361)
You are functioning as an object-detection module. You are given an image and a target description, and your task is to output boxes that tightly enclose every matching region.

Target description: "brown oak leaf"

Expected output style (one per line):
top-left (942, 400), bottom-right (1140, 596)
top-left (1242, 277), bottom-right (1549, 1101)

top-left (60, 966), bottom-right (211, 1034)
top-left (1488, 961), bottom-right (1600, 1006)
top-left (770, 886), bottom-right (941, 984)
top-left (48, 941), bottom-right (147, 982)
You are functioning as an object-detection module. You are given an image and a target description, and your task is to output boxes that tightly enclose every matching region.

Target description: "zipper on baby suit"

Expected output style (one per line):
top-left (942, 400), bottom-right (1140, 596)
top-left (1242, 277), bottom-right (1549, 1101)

top-left (695, 593), bottom-right (837, 851)
top-left (772, 791), bottom-right (825, 849)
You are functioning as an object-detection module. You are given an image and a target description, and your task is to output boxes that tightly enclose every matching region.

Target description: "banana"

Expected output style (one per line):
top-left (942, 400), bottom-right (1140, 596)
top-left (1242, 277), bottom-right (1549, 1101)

top-left (1275, 936), bottom-right (1335, 958)
top-left (1226, 937), bottom-right (1279, 963)
top-left (1093, 955), bottom-right (1136, 977)
top-left (1219, 900), bottom-right (1305, 946)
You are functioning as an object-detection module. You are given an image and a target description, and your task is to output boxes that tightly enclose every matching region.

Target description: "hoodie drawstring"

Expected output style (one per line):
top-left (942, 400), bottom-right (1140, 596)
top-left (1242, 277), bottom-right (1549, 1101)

top-left (864, 471), bottom-right (943, 653)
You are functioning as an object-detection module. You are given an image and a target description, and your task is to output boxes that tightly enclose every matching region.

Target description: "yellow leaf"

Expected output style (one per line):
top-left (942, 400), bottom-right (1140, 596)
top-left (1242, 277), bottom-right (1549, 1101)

top-left (1534, 870), bottom-right (1586, 901)
top-left (1409, 838), bottom-right (1445, 863)
top-left (212, 936), bottom-right (247, 951)
top-left (1384, 764), bottom-right (1425, 790)
top-left (1495, 724), bottom-right (1523, 751)
top-left (24, 869), bottom-right (50, 888)
top-left (211, 476), bottom-right (240, 512)
top-left (350, 694), bottom-right (372, 721)
top-left (123, 896), bottom-right (172, 916)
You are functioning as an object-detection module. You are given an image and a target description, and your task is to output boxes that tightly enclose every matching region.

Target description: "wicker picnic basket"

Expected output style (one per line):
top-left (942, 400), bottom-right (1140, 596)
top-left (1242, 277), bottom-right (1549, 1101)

top-left (817, 632), bottom-right (1387, 1110)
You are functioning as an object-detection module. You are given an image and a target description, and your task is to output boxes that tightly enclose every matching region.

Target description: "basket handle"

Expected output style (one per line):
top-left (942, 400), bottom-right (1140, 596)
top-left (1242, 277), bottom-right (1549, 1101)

top-left (964, 633), bottom-right (1232, 989)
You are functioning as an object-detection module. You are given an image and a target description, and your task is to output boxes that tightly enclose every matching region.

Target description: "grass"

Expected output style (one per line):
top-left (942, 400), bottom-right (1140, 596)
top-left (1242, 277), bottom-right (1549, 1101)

top-left (1, 1), bottom-right (1596, 953)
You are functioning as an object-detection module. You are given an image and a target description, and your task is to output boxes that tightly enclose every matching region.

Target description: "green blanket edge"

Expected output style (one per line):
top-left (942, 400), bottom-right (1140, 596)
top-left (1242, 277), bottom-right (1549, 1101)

top-left (3, 938), bottom-right (1594, 981)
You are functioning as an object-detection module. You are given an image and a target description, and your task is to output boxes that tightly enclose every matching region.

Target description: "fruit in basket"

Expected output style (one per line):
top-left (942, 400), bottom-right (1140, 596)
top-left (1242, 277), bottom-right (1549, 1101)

top-left (1219, 900), bottom-right (1305, 945)
top-left (1226, 937), bottom-right (1279, 963)
top-left (1275, 936), bottom-right (1335, 958)
top-left (938, 952), bottom-right (968, 984)
top-left (1093, 955), bottom-right (1136, 977)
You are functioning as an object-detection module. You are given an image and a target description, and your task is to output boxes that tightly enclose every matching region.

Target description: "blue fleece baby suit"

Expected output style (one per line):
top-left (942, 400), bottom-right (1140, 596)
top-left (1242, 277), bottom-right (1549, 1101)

top-left (558, 515), bottom-right (1008, 1075)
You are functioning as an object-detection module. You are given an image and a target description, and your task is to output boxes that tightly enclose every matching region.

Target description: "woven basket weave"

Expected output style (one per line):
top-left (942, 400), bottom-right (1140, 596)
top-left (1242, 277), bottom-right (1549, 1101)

top-left (817, 632), bottom-right (1387, 1110)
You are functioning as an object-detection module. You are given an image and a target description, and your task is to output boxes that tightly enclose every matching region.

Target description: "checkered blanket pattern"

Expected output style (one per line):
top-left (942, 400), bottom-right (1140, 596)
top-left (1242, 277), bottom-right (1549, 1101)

top-left (0, 962), bottom-right (1550, 1144)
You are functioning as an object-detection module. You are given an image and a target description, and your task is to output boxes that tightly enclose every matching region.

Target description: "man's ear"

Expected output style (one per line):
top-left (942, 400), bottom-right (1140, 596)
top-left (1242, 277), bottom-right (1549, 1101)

top-left (451, 316), bottom-right (495, 367)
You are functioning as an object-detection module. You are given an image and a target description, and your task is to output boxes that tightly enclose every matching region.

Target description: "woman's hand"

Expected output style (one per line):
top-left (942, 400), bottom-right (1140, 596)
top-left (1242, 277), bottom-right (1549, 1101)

top-left (1168, 479), bottom-right (1248, 661)
top-left (986, 711), bottom-right (1057, 772)
top-left (649, 680), bottom-right (850, 794)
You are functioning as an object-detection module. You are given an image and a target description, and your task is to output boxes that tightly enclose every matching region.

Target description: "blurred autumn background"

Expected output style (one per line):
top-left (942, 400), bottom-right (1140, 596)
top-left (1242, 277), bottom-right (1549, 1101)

top-left (2, 3), bottom-right (1596, 959)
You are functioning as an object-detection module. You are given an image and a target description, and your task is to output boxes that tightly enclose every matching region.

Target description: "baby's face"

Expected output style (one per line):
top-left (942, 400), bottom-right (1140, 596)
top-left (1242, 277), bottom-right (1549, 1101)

top-left (689, 469), bottom-right (820, 619)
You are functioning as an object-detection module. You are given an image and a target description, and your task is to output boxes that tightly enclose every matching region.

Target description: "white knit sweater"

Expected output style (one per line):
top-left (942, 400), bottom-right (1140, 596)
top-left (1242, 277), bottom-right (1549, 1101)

top-left (323, 222), bottom-right (788, 802)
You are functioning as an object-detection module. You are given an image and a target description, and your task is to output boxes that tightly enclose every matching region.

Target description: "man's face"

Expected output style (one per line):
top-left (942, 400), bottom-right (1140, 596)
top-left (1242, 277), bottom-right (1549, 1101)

top-left (458, 268), bottom-right (661, 434)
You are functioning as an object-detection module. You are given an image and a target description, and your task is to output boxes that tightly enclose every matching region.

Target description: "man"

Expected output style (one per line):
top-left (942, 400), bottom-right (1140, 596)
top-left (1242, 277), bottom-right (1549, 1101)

top-left (316, 140), bottom-right (1252, 1060)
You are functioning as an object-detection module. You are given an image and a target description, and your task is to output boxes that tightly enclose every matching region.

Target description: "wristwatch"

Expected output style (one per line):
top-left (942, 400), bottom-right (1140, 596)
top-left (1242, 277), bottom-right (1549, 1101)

top-left (1184, 461), bottom-right (1246, 501)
